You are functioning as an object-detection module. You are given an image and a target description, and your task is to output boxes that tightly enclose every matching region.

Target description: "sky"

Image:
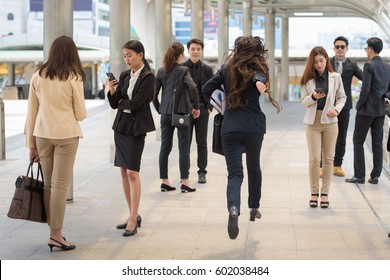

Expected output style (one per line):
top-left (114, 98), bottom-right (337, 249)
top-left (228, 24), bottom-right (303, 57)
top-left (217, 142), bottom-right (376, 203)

top-left (288, 17), bottom-right (388, 49)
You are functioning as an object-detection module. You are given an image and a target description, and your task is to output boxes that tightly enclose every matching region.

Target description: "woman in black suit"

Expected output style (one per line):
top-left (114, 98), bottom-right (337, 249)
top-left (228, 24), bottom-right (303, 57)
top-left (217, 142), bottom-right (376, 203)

top-left (202, 36), bottom-right (280, 239)
top-left (153, 42), bottom-right (200, 193)
top-left (105, 40), bottom-right (155, 237)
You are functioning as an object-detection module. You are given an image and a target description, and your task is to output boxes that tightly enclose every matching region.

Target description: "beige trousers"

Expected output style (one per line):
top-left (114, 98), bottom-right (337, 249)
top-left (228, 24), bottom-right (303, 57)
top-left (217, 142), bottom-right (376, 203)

top-left (305, 111), bottom-right (338, 195)
top-left (36, 137), bottom-right (79, 230)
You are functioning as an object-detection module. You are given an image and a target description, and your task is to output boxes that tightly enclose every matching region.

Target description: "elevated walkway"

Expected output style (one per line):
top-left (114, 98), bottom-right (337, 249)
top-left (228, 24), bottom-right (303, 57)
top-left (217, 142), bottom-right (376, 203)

top-left (0, 100), bottom-right (390, 261)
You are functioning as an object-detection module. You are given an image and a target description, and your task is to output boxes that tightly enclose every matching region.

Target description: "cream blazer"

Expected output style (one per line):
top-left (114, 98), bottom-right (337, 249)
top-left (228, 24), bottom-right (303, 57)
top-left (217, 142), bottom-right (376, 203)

top-left (301, 72), bottom-right (346, 125)
top-left (25, 71), bottom-right (87, 148)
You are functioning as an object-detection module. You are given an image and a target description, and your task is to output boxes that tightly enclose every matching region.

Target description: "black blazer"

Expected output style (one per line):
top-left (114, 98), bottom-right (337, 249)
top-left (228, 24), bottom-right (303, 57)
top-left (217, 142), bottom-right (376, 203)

top-left (356, 56), bottom-right (390, 117)
top-left (202, 64), bottom-right (267, 136)
top-left (153, 64), bottom-right (199, 115)
top-left (181, 59), bottom-right (214, 110)
top-left (331, 57), bottom-right (362, 110)
top-left (108, 67), bottom-right (156, 136)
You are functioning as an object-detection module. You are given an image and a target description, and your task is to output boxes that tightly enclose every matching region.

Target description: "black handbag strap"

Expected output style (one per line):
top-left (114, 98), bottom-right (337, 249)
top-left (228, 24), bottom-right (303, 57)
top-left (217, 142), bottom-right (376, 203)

top-left (26, 161), bottom-right (44, 183)
top-left (171, 69), bottom-right (178, 115)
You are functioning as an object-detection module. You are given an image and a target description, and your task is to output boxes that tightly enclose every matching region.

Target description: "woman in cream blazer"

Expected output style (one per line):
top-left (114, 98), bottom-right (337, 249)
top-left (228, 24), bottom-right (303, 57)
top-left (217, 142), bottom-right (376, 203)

top-left (300, 46), bottom-right (346, 209)
top-left (25, 36), bottom-right (86, 252)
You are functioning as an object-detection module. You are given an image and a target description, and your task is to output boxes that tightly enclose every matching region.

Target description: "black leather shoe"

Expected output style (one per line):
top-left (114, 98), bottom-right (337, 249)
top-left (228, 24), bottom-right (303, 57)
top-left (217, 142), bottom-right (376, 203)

top-left (249, 208), bottom-right (261, 221)
top-left (227, 206), bottom-right (239, 239)
top-left (198, 173), bottom-right (207, 184)
top-left (368, 177), bottom-right (379, 184)
top-left (181, 184), bottom-right (196, 193)
top-left (345, 176), bottom-right (365, 184)
top-left (161, 183), bottom-right (176, 192)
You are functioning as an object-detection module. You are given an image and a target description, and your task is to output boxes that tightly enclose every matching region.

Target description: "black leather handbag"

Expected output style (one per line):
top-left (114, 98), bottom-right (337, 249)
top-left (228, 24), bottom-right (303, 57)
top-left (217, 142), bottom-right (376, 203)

top-left (172, 113), bottom-right (190, 128)
top-left (212, 113), bottom-right (224, 155)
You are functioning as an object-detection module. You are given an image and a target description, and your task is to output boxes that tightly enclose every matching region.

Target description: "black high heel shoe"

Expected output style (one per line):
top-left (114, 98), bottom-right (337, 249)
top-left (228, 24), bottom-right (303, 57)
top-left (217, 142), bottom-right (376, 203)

top-left (180, 184), bottom-right (196, 193)
top-left (161, 183), bottom-right (176, 192)
top-left (123, 224), bottom-right (138, 237)
top-left (116, 215), bottom-right (142, 229)
top-left (309, 193), bottom-right (319, 208)
top-left (48, 238), bottom-right (76, 252)
top-left (320, 194), bottom-right (329, 208)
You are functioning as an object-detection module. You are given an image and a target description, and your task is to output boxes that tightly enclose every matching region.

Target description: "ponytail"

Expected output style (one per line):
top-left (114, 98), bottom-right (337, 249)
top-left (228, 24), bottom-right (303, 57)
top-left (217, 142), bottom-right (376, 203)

top-left (163, 42), bottom-right (184, 72)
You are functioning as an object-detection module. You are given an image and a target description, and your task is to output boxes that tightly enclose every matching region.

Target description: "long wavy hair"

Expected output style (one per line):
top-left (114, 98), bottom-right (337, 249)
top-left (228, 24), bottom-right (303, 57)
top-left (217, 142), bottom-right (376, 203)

top-left (38, 35), bottom-right (85, 82)
top-left (163, 42), bottom-right (184, 72)
top-left (226, 36), bottom-right (280, 112)
top-left (300, 46), bottom-right (333, 86)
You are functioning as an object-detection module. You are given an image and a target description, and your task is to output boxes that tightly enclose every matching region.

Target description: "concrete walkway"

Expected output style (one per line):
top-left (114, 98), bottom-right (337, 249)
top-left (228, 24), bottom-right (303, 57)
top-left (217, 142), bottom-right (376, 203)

top-left (1, 99), bottom-right (390, 260)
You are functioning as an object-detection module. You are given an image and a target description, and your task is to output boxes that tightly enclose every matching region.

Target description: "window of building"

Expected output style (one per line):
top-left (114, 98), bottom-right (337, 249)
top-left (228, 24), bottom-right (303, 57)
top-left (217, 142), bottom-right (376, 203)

top-left (99, 11), bottom-right (109, 21)
top-left (7, 13), bottom-right (14, 21)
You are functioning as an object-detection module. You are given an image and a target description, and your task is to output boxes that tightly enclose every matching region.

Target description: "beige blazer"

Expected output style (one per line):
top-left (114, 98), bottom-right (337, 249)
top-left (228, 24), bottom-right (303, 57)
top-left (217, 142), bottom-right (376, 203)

top-left (301, 72), bottom-right (346, 125)
top-left (25, 71), bottom-right (87, 148)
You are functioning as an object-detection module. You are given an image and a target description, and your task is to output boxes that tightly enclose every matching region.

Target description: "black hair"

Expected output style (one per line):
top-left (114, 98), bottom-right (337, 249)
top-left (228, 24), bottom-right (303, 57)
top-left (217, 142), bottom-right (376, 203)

top-left (366, 37), bottom-right (383, 54)
top-left (333, 36), bottom-right (349, 46)
top-left (122, 40), bottom-right (151, 71)
top-left (186, 38), bottom-right (204, 50)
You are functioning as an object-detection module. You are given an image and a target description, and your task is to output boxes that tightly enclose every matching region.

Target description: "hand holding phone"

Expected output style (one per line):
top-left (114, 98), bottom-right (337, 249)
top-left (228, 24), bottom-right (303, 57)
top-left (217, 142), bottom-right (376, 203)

top-left (106, 72), bottom-right (116, 82)
top-left (313, 88), bottom-right (326, 101)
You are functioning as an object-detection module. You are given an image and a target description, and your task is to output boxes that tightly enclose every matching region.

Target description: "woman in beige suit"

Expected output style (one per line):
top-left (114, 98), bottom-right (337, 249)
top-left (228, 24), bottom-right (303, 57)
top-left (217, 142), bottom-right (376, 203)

top-left (25, 36), bottom-right (87, 252)
top-left (300, 46), bottom-right (346, 209)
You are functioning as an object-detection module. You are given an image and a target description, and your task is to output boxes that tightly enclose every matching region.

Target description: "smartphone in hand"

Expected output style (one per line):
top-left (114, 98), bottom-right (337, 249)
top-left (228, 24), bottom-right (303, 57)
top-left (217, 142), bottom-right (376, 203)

top-left (315, 88), bottom-right (324, 93)
top-left (106, 72), bottom-right (117, 82)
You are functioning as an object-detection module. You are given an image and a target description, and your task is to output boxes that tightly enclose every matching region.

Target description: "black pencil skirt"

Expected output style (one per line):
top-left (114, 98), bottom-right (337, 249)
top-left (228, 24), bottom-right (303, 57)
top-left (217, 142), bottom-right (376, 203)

top-left (114, 131), bottom-right (145, 172)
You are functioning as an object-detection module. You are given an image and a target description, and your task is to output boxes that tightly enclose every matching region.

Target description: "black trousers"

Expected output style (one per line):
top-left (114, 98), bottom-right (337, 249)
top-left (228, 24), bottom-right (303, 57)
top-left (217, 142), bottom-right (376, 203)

top-left (159, 114), bottom-right (191, 179)
top-left (334, 108), bottom-right (350, 166)
top-left (190, 105), bottom-right (209, 174)
top-left (352, 113), bottom-right (384, 179)
top-left (222, 132), bottom-right (264, 214)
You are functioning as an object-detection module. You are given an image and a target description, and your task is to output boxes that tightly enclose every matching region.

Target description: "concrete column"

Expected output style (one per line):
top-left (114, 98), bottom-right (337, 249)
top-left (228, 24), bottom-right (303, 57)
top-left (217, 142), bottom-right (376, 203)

top-left (242, 0), bottom-right (252, 36)
top-left (265, 9), bottom-right (276, 96)
top-left (43, 0), bottom-right (74, 201)
top-left (191, 0), bottom-right (204, 42)
top-left (43, 0), bottom-right (73, 61)
top-left (218, 0), bottom-right (229, 66)
top-left (0, 99), bottom-right (5, 160)
top-left (155, 0), bottom-right (172, 70)
top-left (92, 64), bottom-right (97, 98)
top-left (109, 0), bottom-right (131, 162)
top-left (281, 15), bottom-right (289, 100)
top-left (109, 0), bottom-right (130, 77)
top-left (6, 63), bottom-right (15, 86)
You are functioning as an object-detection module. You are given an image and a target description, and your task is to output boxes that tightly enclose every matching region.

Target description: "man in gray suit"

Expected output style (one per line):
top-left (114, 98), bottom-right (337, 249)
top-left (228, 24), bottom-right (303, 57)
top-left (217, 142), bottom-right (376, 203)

top-left (346, 37), bottom-right (390, 184)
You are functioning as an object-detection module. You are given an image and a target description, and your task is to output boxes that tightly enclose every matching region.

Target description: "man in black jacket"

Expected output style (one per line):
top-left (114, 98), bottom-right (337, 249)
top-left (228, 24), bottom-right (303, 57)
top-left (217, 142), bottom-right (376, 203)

top-left (330, 36), bottom-right (362, 177)
top-left (182, 39), bottom-right (214, 183)
top-left (346, 37), bottom-right (390, 184)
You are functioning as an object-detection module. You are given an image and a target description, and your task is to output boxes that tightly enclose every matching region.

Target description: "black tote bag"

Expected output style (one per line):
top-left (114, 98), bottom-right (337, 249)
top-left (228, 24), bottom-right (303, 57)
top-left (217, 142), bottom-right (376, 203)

top-left (212, 113), bottom-right (224, 155)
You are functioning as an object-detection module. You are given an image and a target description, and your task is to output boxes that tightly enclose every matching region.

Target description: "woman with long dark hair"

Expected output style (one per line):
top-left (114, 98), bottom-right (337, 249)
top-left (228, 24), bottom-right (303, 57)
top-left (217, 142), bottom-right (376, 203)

top-left (202, 36), bottom-right (280, 239)
top-left (153, 42), bottom-right (200, 193)
top-left (105, 40), bottom-right (156, 237)
top-left (25, 35), bottom-right (87, 251)
top-left (300, 46), bottom-right (346, 209)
